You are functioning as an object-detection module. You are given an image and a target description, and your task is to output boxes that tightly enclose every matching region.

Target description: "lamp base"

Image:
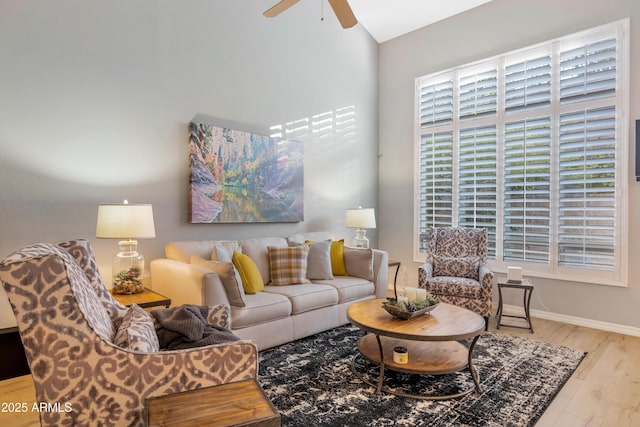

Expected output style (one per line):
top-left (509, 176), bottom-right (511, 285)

top-left (352, 229), bottom-right (369, 249)
top-left (112, 240), bottom-right (145, 294)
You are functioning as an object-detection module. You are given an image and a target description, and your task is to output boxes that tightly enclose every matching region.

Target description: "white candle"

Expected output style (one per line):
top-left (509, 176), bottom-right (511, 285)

top-left (398, 296), bottom-right (409, 304)
top-left (415, 288), bottom-right (427, 303)
top-left (405, 287), bottom-right (416, 303)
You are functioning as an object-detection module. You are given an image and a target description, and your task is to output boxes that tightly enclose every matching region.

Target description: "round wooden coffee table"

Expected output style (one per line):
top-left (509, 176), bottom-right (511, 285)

top-left (347, 299), bottom-right (485, 400)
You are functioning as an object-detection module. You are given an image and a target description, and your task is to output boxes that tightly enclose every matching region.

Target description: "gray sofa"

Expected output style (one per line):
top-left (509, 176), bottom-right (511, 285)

top-left (150, 232), bottom-right (389, 350)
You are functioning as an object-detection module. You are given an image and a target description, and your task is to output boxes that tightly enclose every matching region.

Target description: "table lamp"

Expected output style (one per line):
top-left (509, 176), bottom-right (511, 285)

top-left (96, 200), bottom-right (156, 294)
top-left (345, 207), bottom-right (376, 248)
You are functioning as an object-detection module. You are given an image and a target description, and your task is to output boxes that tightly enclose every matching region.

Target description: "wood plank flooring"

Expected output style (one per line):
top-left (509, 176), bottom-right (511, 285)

top-left (0, 316), bottom-right (638, 427)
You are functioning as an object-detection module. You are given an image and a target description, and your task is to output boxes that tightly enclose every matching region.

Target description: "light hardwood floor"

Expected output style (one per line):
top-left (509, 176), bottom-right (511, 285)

top-left (0, 316), bottom-right (638, 427)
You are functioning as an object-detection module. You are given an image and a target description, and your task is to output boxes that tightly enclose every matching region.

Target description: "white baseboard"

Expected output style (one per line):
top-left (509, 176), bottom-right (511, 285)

top-left (501, 304), bottom-right (640, 338)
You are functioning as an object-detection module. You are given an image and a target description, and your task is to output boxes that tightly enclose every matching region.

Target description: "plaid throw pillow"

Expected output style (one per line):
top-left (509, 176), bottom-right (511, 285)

top-left (268, 246), bottom-right (312, 286)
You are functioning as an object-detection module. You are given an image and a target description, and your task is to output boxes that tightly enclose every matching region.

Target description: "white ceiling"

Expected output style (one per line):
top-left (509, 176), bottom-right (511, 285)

top-left (349, 0), bottom-right (494, 43)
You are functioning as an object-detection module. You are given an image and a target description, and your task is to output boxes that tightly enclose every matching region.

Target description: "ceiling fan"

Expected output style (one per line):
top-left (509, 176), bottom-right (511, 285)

top-left (263, 0), bottom-right (357, 29)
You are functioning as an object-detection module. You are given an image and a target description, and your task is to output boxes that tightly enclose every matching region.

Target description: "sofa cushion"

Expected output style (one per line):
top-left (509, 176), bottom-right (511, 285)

top-left (241, 237), bottom-right (289, 285)
top-left (230, 292), bottom-right (292, 329)
top-left (165, 240), bottom-right (217, 264)
top-left (191, 255), bottom-right (246, 307)
top-left (287, 231), bottom-right (334, 244)
top-left (290, 240), bottom-right (334, 280)
top-left (432, 255), bottom-right (480, 280)
top-left (314, 276), bottom-right (374, 303)
top-left (211, 241), bottom-right (242, 262)
top-left (232, 252), bottom-right (264, 294)
top-left (344, 247), bottom-right (374, 281)
top-left (268, 246), bottom-right (312, 286)
top-left (264, 284), bottom-right (338, 314)
top-left (114, 304), bottom-right (160, 353)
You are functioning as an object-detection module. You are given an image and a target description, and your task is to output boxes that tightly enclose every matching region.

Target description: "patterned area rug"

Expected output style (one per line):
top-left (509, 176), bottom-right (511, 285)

top-left (258, 325), bottom-right (585, 427)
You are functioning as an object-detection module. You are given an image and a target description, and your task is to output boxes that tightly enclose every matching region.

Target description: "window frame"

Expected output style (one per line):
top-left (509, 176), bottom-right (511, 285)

top-left (413, 19), bottom-right (630, 287)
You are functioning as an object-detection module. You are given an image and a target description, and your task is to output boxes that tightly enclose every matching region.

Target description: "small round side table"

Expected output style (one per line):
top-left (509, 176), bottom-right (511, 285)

top-left (496, 279), bottom-right (534, 333)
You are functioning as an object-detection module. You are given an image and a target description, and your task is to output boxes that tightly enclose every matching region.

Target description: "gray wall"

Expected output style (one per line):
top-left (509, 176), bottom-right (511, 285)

top-left (0, 0), bottom-right (379, 281)
top-left (378, 0), bottom-right (640, 329)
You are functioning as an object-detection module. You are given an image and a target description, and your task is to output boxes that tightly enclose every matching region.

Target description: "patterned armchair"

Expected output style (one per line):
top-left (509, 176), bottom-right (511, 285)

top-left (418, 227), bottom-right (494, 330)
top-left (0, 239), bottom-right (258, 427)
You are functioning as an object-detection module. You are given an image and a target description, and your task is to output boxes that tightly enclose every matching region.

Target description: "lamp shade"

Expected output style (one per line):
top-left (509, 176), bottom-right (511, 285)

top-left (96, 203), bottom-right (156, 239)
top-left (345, 208), bottom-right (376, 229)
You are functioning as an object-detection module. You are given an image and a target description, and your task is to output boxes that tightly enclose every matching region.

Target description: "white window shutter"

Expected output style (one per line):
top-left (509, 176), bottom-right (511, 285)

top-left (503, 117), bottom-right (552, 263)
top-left (418, 132), bottom-right (453, 252)
top-left (558, 107), bottom-right (616, 270)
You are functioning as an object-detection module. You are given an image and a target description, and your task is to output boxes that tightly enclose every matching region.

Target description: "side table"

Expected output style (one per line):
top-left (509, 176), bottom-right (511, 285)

top-left (496, 279), bottom-right (534, 333)
top-left (110, 288), bottom-right (171, 309)
top-left (388, 260), bottom-right (401, 299)
top-left (146, 378), bottom-right (280, 427)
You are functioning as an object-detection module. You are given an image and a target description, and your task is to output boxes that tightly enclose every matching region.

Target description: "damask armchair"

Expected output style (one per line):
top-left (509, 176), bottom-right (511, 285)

top-left (0, 239), bottom-right (258, 427)
top-left (418, 227), bottom-right (494, 330)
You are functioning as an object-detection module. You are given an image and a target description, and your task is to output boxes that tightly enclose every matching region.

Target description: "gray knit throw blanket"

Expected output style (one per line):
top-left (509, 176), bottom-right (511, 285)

top-left (151, 304), bottom-right (240, 350)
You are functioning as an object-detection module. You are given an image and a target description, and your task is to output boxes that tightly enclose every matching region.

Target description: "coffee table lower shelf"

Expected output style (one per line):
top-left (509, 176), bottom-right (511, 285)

top-left (352, 334), bottom-right (481, 400)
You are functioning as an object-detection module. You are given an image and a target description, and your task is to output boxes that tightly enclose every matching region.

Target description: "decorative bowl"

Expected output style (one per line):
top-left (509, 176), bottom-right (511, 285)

top-left (381, 301), bottom-right (439, 320)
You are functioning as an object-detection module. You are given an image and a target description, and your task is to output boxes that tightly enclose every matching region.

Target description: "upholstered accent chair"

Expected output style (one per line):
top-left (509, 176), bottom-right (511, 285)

top-left (418, 227), bottom-right (494, 330)
top-left (0, 239), bottom-right (258, 427)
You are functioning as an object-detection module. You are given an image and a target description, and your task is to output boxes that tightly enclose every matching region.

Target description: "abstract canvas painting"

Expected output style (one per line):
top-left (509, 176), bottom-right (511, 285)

top-left (189, 122), bottom-right (304, 223)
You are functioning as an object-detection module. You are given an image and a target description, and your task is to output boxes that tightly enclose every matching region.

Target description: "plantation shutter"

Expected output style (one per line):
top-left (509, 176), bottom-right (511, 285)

top-left (459, 70), bottom-right (497, 121)
top-left (558, 107), bottom-right (616, 270)
top-left (418, 132), bottom-right (453, 252)
top-left (458, 126), bottom-right (498, 258)
top-left (560, 38), bottom-right (617, 104)
top-left (505, 55), bottom-right (552, 113)
top-left (503, 118), bottom-right (551, 263)
top-left (557, 35), bottom-right (617, 270)
top-left (420, 81), bottom-right (454, 128)
top-left (415, 20), bottom-right (626, 284)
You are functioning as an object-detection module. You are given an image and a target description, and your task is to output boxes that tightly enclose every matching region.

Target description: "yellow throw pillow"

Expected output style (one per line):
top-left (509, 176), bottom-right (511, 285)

top-left (232, 251), bottom-right (264, 294)
top-left (330, 240), bottom-right (348, 276)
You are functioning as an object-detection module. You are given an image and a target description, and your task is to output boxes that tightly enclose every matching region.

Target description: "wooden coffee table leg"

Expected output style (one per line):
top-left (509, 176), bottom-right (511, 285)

top-left (468, 335), bottom-right (482, 394)
top-left (375, 334), bottom-right (385, 394)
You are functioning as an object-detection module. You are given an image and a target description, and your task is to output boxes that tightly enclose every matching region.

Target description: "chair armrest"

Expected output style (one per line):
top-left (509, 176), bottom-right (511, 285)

top-left (150, 259), bottom-right (231, 309)
top-left (479, 262), bottom-right (494, 296)
top-left (103, 338), bottom-right (259, 421)
top-left (418, 262), bottom-right (433, 288)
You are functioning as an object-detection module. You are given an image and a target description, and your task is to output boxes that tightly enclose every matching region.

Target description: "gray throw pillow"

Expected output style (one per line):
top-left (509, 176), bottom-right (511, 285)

top-left (210, 242), bottom-right (242, 262)
top-left (290, 239), bottom-right (334, 280)
top-left (344, 247), bottom-right (374, 281)
top-left (191, 255), bottom-right (246, 307)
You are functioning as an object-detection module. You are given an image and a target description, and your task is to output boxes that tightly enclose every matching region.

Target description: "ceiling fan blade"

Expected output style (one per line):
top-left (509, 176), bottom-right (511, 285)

top-left (263, 0), bottom-right (301, 18)
top-left (327, 0), bottom-right (357, 29)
